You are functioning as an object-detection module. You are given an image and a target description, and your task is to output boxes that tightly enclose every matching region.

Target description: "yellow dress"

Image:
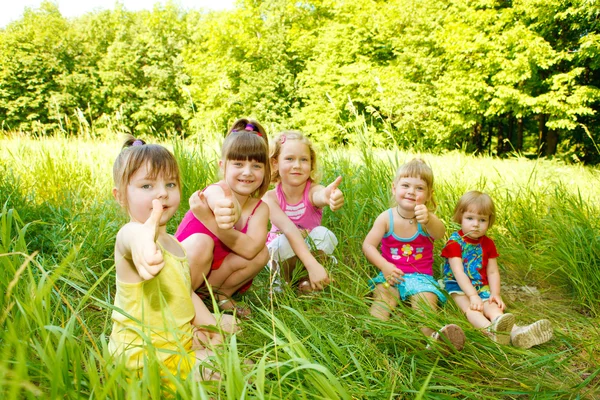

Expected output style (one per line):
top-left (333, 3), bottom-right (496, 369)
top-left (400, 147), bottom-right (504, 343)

top-left (109, 240), bottom-right (196, 378)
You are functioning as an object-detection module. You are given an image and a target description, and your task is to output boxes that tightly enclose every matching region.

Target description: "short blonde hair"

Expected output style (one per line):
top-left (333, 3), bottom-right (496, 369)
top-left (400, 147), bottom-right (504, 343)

top-left (394, 158), bottom-right (437, 210)
top-left (269, 131), bottom-right (320, 184)
top-left (452, 191), bottom-right (496, 228)
top-left (113, 135), bottom-right (181, 210)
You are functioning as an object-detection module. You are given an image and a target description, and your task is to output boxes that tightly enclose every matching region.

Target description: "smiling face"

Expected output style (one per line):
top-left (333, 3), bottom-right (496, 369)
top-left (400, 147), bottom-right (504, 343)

top-left (223, 159), bottom-right (266, 198)
top-left (273, 140), bottom-right (313, 187)
top-left (461, 209), bottom-right (490, 239)
top-left (116, 163), bottom-right (181, 226)
top-left (392, 176), bottom-right (430, 212)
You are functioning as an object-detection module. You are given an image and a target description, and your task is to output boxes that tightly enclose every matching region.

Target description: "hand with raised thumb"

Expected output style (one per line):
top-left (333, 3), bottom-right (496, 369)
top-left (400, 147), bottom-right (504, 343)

top-left (131, 199), bottom-right (165, 280)
top-left (414, 199), bottom-right (430, 226)
top-left (213, 181), bottom-right (241, 230)
top-left (325, 176), bottom-right (344, 211)
top-left (190, 190), bottom-right (213, 223)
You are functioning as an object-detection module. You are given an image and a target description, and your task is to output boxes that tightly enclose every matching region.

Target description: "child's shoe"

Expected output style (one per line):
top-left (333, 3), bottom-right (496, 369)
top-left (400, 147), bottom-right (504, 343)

top-left (431, 324), bottom-right (465, 351)
top-left (488, 313), bottom-right (515, 345)
top-left (511, 319), bottom-right (553, 349)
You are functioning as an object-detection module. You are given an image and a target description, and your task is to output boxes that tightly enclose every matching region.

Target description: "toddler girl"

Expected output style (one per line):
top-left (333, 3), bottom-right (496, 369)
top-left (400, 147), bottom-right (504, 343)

top-left (175, 119), bottom-right (270, 317)
top-left (264, 131), bottom-right (344, 293)
top-left (442, 191), bottom-right (553, 348)
top-left (364, 159), bottom-right (465, 350)
top-left (109, 136), bottom-right (233, 383)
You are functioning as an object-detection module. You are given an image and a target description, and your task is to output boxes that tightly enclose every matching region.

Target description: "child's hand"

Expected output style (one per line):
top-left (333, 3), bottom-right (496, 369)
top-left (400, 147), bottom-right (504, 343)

top-left (382, 263), bottom-right (404, 287)
top-left (414, 204), bottom-right (430, 225)
top-left (489, 294), bottom-right (506, 311)
top-left (469, 294), bottom-right (484, 311)
top-left (132, 199), bottom-right (165, 280)
top-left (307, 262), bottom-right (330, 290)
top-left (325, 176), bottom-right (344, 211)
top-left (190, 190), bottom-right (213, 222)
top-left (213, 181), bottom-right (241, 230)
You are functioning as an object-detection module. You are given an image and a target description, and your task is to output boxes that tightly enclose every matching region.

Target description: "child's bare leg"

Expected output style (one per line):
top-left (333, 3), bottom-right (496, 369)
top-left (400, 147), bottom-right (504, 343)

top-left (181, 233), bottom-right (214, 290)
top-left (193, 347), bottom-right (220, 381)
top-left (207, 246), bottom-right (270, 298)
top-left (410, 292), bottom-right (438, 337)
top-left (370, 284), bottom-right (399, 321)
top-left (483, 301), bottom-right (504, 324)
top-left (451, 293), bottom-right (491, 329)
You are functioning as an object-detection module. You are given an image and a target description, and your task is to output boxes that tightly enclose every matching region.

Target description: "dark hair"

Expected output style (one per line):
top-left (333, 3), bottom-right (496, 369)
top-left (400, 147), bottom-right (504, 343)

top-left (222, 119), bottom-right (270, 198)
top-left (113, 135), bottom-right (181, 208)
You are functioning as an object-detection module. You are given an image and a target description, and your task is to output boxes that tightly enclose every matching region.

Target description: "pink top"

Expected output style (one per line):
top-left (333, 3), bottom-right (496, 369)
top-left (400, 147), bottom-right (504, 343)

top-left (266, 181), bottom-right (323, 244)
top-left (381, 209), bottom-right (434, 275)
top-left (175, 186), bottom-right (263, 269)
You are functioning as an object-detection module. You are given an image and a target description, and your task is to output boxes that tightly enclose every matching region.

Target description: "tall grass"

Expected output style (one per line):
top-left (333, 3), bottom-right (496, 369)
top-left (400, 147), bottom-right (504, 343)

top-left (0, 135), bottom-right (599, 398)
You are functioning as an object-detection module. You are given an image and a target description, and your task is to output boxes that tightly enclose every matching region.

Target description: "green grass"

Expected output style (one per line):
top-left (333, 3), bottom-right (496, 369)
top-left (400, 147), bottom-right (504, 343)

top-left (0, 135), bottom-right (599, 399)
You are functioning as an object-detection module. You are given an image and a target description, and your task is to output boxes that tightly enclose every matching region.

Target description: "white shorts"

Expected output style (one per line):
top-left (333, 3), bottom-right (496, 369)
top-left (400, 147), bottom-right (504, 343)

top-left (267, 226), bottom-right (338, 261)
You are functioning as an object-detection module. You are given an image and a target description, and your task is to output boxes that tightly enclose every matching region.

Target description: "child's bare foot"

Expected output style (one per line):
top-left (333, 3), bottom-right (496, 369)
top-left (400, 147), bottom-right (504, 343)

top-left (487, 313), bottom-right (515, 345)
top-left (431, 324), bottom-right (465, 351)
top-left (511, 319), bottom-right (553, 349)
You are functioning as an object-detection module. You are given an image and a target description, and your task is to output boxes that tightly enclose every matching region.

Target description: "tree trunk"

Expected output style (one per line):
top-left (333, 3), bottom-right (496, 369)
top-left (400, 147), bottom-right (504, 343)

top-left (538, 114), bottom-right (548, 154)
top-left (517, 117), bottom-right (523, 151)
top-left (497, 120), bottom-right (504, 156)
top-left (546, 129), bottom-right (559, 156)
top-left (472, 121), bottom-right (483, 154)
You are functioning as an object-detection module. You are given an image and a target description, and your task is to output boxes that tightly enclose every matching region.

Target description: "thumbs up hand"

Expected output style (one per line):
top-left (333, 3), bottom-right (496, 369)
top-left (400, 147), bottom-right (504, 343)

top-left (131, 199), bottom-right (165, 280)
top-left (325, 176), bottom-right (344, 211)
top-left (213, 181), bottom-right (241, 230)
top-left (414, 198), bottom-right (429, 226)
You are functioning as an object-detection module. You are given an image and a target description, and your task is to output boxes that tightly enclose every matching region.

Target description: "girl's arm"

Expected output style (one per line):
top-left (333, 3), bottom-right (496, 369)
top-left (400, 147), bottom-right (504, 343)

top-left (310, 176), bottom-right (344, 211)
top-left (362, 212), bottom-right (403, 284)
top-left (191, 191), bottom-right (268, 259)
top-left (414, 204), bottom-right (445, 240)
top-left (114, 200), bottom-right (165, 283)
top-left (263, 190), bottom-right (329, 288)
top-left (486, 258), bottom-right (505, 310)
top-left (448, 257), bottom-right (484, 311)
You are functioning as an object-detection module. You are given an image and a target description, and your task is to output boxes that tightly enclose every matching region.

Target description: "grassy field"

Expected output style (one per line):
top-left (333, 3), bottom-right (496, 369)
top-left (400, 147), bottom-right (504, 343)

top-left (0, 135), bottom-right (599, 399)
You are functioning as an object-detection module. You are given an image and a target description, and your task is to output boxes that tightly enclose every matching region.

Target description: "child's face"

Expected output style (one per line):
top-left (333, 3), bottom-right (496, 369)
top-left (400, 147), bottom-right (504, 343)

top-left (223, 159), bottom-right (265, 197)
top-left (273, 140), bottom-right (312, 186)
top-left (122, 163), bottom-right (180, 226)
top-left (461, 208), bottom-right (490, 239)
top-left (392, 176), bottom-right (430, 211)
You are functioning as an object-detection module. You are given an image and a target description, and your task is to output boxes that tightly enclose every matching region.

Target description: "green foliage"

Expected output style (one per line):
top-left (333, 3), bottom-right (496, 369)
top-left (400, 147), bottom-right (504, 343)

top-left (0, 136), bottom-right (599, 397)
top-left (2, 0), bottom-right (600, 161)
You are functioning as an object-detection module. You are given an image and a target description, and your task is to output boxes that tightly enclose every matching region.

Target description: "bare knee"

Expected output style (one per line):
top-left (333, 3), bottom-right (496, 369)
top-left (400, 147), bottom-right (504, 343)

top-left (182, 234), bottom-right (213, 289)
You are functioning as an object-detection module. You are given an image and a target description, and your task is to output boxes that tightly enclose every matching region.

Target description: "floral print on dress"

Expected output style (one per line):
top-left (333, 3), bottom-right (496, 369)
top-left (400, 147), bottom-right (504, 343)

top-left (390, 247), bottom-right (401, 260)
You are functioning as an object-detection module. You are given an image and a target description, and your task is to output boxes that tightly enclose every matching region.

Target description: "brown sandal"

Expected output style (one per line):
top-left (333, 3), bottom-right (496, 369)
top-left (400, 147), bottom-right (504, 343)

top-left (217, 298), bottom-right (251, 319)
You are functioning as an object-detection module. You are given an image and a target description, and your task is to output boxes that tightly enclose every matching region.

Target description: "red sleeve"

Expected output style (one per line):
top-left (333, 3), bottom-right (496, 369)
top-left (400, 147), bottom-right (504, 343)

top-left (482, 237), bottom-right (499, 259)
top-left (441, 241), bottom-right (462, 258)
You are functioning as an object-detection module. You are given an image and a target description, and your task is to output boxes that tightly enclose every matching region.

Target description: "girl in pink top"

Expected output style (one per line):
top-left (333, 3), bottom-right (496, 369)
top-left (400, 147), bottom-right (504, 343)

top-left (363, 159), bottom-right (465, 351)
top-left (263, 131), bottom-right (344, 293)
top-left (175, 118), bottom-right (270, 317)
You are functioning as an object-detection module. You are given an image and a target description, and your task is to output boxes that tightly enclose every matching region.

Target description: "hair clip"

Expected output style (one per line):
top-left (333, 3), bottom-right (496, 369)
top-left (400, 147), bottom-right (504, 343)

top-left (132, 139), bottom-right (144, 146)
top-left (245, 123), bottom-right (257, 132)
top-left (280, 134), bottom-right (286, 144)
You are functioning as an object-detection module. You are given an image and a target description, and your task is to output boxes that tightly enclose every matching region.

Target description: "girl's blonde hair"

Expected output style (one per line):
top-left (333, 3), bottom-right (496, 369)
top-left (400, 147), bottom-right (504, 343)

top-left (452, 191), bottom-right (496, 228)
top-left (394, 158), bottom-right (437, 210)
top-left (222, 118), bottom-right (270, 198)
top-left (269, 130), bottom-right (320, 184)
top-left (113, 135), bottom-right (181, 210)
